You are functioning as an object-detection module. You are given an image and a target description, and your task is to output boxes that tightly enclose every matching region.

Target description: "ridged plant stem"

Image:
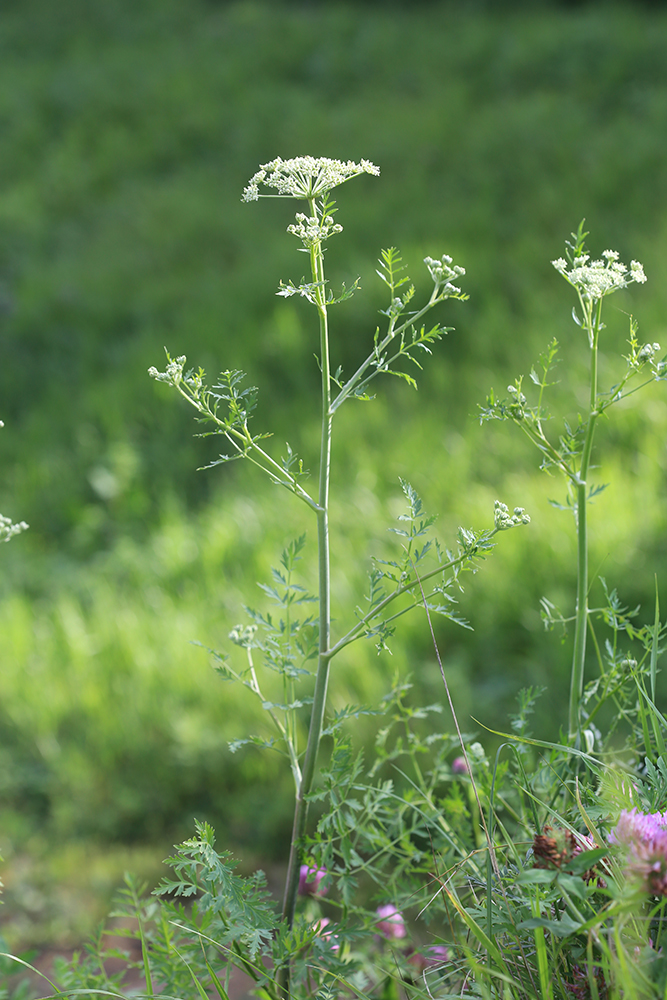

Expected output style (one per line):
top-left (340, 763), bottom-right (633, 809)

top-left (568, 298), bottom-right (602, 740)
top-left (280, 200), bottom-right (332, 998)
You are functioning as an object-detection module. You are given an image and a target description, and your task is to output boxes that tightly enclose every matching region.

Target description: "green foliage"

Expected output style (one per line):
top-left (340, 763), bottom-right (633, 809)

top-left (330, 479), bottom-right (502, 658)
top-left (29, 625), bottom-right (667, 998)
top-left (156, 821), bottom-right (277, 961)
top-left (480, 328), bottom-right (663, 487)
top-left (328, 247), bottom-right (465, 404)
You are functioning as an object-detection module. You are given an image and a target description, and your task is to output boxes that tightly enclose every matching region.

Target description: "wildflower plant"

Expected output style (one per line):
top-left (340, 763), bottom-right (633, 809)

top-left (0, 418), bottom-right (28, 998)
top-left (143, 155), bottom-right (529, 998)
top-left (0, 421), bottom-right (28, 545)
top-left (481, 221), bottom-right (664, 741)
top-left (11, 169), bottom-right (667, 999)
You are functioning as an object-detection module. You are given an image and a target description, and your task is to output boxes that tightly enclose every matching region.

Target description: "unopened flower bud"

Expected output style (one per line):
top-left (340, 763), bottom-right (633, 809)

top-left (299, 865), bottom-right (328, 897)
top-left (375, 904), bottom-right (407, 940)
top-left (451, 756), bottom-right (469, 775)
top-left (312, 917), bottom-right (339, 951)
top-left (408, 945), bottom-right (449, 973)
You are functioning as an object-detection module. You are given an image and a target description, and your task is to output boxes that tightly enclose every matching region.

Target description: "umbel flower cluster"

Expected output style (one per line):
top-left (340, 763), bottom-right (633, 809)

top-left (287, 212), bottom-right (343, 247)
top-left (551, 249), bottom-right (646, 301)
top-left (423, 254), bottom-right (467, 297)
top-left (610, 808), bottom-right (667, 896)
top-left (493, 500), bottom-right (531, 531)
top-left (242, 156), bottom-right (380, 202)
top-left (148, 355), bottom-right (187, 386)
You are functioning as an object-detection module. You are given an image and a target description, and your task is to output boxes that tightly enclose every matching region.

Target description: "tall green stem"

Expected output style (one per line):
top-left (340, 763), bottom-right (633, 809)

top-left (568, 298), bottom-right (602, 740)
top-left (280, 200), bottom-right (332, 996)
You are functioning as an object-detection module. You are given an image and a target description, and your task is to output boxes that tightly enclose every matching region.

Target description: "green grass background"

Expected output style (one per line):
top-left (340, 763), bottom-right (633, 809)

top-left (1, 0), bottom-right (667, 947)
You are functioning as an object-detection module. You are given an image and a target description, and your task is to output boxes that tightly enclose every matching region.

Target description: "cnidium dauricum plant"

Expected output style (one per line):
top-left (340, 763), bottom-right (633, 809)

top-left (147, 155), bottom-right (529, 998)
top-left (480, 221), bottom-right (664, 742)
top-left (0, 420), bottom-right (28, 545)
top-left (0, 417), bottom-right (27, 989)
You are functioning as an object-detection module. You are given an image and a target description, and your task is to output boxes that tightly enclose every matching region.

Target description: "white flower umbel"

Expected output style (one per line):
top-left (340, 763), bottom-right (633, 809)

top-left (552, 250), bottom-right (646, 302)
top-left (242, 156), bottom-right (380, 202)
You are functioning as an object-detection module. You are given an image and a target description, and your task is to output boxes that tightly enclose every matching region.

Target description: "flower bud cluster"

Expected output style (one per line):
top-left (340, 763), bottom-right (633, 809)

top-left (384, 296), bottom-right (404, 320)
top-left (242, 156), bottom-right (380, 201)
top-left (552, 249), bottom-right (646, 302)
top-left (148, 356), bottom-right (186, 387)
top-left (636, 342), bottom-right (661, 361)
top-left (287, 213), bottom-right (343, 247)
top-left (423, 254), bottom-right (466, 296)
top-left (610, 808), bottom-right (667, 896)
top-left (494, 500), bottom-right (530, 531)
top-left (0, 513), bottom-right (29, 543)
top-left (467, 741), bottom-right (488, 765)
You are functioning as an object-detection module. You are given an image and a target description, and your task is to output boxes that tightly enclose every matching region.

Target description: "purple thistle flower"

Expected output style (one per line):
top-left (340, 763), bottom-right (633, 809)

top-left (408, 944), bottom-right (450, 973)
top-left (610, 808), bottom-right (667, 896)
top-left (451, 756), bottom-right (469, 776)
top-left (375, 904), bottom-right (407, 940)
top-left (609, 808), bottom-right (667, 846)
top-left (298, 864), bottom-right (328, 897)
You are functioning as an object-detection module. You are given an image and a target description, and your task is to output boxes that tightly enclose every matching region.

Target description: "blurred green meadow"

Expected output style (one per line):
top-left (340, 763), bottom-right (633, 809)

top-left (2, 0), bottom-right (667, 948)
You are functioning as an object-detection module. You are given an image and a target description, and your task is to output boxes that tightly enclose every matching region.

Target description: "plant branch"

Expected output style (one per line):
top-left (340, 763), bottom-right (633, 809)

top-left (325, 534), bottom-right (497, 660)
top-left (330, 289), bottom-right (443, 414)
